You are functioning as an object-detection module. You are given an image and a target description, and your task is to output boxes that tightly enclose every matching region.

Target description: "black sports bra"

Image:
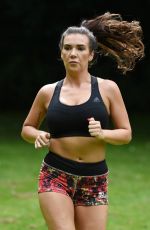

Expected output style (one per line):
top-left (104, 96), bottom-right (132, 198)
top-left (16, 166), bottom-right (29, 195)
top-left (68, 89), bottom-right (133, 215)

top-left (46, 76), bottom-right (109, 138)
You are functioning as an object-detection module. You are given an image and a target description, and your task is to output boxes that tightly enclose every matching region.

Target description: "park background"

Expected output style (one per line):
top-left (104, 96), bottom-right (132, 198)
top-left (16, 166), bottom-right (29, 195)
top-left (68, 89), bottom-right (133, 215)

top-left (0, 0), bottom-right (150, 229)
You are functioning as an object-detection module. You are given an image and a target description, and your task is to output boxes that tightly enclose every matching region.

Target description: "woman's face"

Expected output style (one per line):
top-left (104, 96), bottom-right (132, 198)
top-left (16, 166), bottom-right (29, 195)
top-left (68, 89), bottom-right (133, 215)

top-left (61, 33), bottom-right (94, 73)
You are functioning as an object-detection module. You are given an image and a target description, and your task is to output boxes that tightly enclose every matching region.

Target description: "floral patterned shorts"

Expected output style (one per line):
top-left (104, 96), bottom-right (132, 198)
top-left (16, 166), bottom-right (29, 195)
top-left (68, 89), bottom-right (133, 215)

top-left (38, 161), bottom-right (108, 206)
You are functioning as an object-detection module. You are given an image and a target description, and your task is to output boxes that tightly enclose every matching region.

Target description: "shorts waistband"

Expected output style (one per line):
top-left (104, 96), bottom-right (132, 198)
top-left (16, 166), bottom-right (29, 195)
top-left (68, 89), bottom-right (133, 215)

top-left (44, 151), bottom-right (108, 176)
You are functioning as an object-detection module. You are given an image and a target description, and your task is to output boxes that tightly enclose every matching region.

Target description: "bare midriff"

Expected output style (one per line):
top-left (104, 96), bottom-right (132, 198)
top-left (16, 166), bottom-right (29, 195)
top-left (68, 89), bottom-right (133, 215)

top-left (48, 136), bottom-right (106, 163)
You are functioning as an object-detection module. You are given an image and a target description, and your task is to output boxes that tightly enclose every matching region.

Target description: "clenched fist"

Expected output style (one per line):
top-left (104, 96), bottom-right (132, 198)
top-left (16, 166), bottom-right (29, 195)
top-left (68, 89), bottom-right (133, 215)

top-left (35, 131), bottom-right (51, 149)
top-left (88, 117), bottom-right (104, 140)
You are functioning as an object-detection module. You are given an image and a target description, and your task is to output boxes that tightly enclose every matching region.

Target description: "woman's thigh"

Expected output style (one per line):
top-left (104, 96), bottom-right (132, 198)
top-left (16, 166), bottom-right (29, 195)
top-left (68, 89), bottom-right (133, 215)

top-left (38, 192), bottom-right (75, 230)
top-left (75, 205), bottom-right (108, 230)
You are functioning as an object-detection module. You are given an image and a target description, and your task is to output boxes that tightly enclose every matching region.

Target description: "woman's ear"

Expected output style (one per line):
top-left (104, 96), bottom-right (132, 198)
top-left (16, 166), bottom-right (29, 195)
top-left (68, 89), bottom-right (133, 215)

top-left (89, 51), bottom-right (94, 62)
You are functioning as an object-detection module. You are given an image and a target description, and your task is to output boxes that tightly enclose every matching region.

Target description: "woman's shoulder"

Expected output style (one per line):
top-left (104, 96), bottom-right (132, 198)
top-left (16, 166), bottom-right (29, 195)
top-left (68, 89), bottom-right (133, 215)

top-left (97, 76), bottom-right (120, 92)
top-left (33, 81), bottom-right (59, 106)
top-left (32, 81), bottom-right (61, 109)
top-left (37, 81), bottom-right (59, 96)
top-left (96, 76), bottom-right (122, 100)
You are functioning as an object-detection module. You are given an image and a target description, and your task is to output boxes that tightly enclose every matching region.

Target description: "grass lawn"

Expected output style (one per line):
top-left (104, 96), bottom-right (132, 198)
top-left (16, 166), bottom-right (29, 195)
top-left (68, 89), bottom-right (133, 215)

top-left (0, 112), bottom-right (150, 229)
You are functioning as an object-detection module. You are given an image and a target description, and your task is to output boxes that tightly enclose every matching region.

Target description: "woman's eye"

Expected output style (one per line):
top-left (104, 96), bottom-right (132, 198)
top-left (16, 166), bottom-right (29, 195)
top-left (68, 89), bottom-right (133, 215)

top-left (64, 46), bottom-right (71, 50)
top-left (78, 47), bottom-right (85, 51)
top-left (63, 46), bottom-right (86, 51)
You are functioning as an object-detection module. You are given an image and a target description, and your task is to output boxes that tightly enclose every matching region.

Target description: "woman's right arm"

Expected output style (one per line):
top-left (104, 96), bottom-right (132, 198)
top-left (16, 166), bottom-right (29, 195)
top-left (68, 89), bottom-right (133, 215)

top-left (21, 85), bottom-right (52, 148)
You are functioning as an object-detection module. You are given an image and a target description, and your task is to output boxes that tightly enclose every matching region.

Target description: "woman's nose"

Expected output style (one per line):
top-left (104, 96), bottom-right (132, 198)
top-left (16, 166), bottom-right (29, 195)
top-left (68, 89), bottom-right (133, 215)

top-left (70, 48), bottom-right (77, 56)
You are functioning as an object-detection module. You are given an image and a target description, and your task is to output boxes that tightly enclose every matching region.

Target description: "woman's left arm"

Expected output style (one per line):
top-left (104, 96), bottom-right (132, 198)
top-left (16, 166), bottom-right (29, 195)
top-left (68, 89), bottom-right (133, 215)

top-left (88, 80), bottom-right (132, 145)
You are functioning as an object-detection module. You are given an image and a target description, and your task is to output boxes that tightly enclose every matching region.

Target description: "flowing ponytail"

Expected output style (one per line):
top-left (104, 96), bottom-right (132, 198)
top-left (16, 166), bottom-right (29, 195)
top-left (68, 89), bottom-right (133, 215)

top-left (81, 12), bottom-right (145, 74)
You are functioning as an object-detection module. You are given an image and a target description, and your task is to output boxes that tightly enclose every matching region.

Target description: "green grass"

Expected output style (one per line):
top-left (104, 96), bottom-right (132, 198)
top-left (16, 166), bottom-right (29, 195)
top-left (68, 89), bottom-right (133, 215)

top-left (0, 112), bottom-right (150, 229)
top-left (107, 142), bottom-right (150, 230)
top-left (0, 141), bottom-right (46, 229)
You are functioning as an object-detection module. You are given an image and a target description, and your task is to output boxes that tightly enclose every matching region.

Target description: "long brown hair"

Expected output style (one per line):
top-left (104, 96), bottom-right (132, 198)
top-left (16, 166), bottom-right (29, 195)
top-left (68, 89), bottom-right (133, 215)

top-left (81, 12), bottom-right (145, 74)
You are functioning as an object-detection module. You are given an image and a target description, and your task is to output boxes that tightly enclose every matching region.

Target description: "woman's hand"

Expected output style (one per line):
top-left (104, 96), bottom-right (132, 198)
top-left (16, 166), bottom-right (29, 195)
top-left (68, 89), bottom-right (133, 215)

top-left (35, 131), bottom-right (51, 149)
top-left (88, 117), bottom-right (104, 140)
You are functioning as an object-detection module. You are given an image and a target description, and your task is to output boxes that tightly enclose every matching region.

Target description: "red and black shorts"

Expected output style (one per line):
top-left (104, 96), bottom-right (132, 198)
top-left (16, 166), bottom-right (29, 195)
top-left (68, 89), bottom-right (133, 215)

top-left (38, 151), bottom-right (109, 206)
